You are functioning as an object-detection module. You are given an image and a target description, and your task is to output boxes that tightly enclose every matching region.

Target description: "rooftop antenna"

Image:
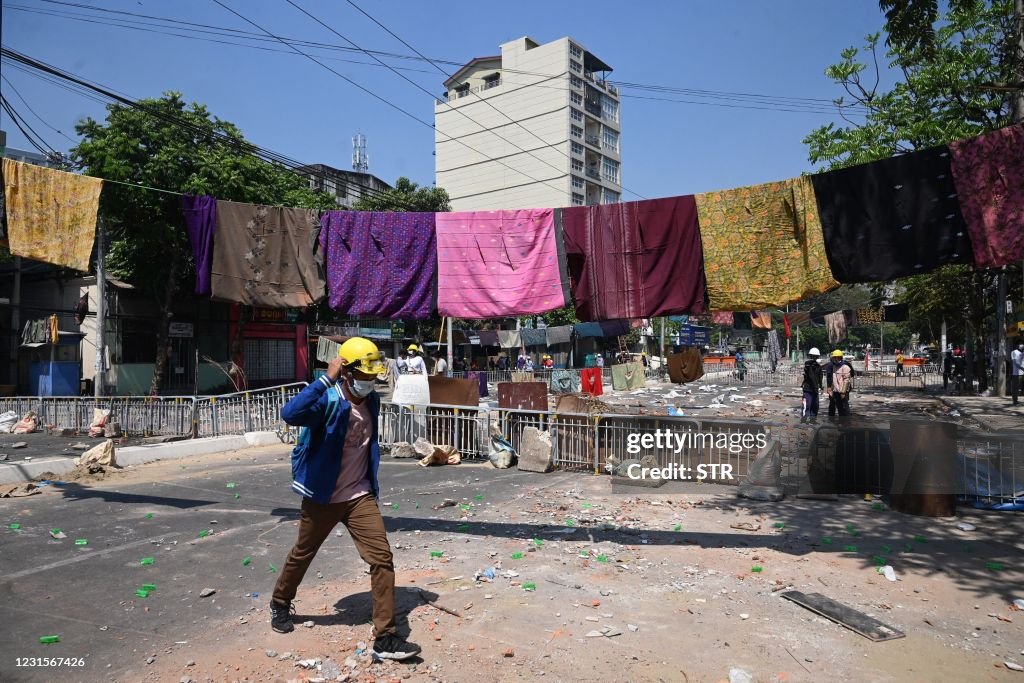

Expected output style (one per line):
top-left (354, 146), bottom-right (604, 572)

top-left (352, 133), bottom-right (369, 173)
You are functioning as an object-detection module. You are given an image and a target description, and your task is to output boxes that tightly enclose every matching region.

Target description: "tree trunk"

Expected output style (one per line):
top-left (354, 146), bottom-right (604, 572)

top-left (149, 257), bottom-right (181, 396)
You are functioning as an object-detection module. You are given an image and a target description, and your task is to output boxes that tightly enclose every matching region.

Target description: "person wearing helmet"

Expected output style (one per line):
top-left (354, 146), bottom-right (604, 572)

top-left (825, 349), bottom-right (853, 418)
top-left (801, 348), bottom-right (824, 423)
top-left (895, 349), bottom-right (905, 377)
top-left (270, 337), bottom-right (421, 661)
top-left (404, 344), bottom-right (427, 375)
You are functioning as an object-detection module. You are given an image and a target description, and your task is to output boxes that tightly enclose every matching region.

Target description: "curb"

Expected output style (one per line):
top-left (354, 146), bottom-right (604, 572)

top-left (0, 432), bottom-right (287, 485)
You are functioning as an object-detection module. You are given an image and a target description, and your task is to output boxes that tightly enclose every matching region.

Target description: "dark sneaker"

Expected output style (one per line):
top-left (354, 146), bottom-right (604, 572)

top-left (269, 599), bottom-right (295, 633)
top-left (373, 634), bottom-right (421, 661)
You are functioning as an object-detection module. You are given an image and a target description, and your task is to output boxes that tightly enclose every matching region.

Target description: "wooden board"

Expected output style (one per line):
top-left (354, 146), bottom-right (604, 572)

top-left (497, 382), bottom-right (548, 411)
top-left (781, 591), bottom-right (905, 642)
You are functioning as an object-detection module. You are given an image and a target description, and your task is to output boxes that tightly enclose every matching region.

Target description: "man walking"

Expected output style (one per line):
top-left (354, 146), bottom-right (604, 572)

top-left (801, 348), bottom-right (823, 423)
top-left (895, 349), bottom-right (904, 377)
top-left (270, 337), bottom-right (421, 661)
top-left (1011, 340), bottom-right (1024, 406)
top-left (825, 350), bottom-right (853, 418)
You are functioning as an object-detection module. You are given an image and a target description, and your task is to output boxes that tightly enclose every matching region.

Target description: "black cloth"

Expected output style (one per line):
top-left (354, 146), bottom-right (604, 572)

top-left (477, 330), bottom-right (499, 347)
top-left (598, 320), bottom-right (631, 337)
top-left (802, 360), bottom-right (823, 393)
top-left (883, 303), bottom-right (909, 322)
top-left (810, 311), bottom-right (827, 327)
top-left (732, 312), bottom-right (752, 330)
top-left (74, 294), bottom-right (89, 325)
top-left (520, 328), bottom-right (547, 347)
top-left (811, 145), bottom-right (973, 283)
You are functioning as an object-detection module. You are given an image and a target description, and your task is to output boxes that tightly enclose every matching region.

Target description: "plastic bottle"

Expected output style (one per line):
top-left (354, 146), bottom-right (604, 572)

top-left (75, 539), bottom-right (88, 546)
top-left (141, 583), bottom-right (156, 591)
top-left (39, 635), bottom-right (60, 644)
top-left (135, 589), bottom-right (150, 598)
top-left (430, 551), bottom-right (444, 558)
top-left (242, 557), bottom-right (252, 566)
top-left (8, 523), bottom-right (21, 530)
top-left (140, 558), bottom-right (154, 566)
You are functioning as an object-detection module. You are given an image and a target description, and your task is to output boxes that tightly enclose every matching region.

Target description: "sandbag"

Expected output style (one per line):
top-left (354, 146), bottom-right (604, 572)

top-left (737, 439), bottom-right (784, 501)
top-left (13, 411), bottom-right (39, 434)
top-left (76, 439), bottom-right (117, 468)
top-left (0, 410), bottom-right (18, 433)
top-left (487, 424), bottom-right (517, 469)
top-left (88, 408), bottom-right (111, 437)
top-left (416, 438), bottom-right (461, 467)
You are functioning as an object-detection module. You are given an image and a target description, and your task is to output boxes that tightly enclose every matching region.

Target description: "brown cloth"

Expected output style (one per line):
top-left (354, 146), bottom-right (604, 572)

top-left (561, 196), bottom-right (707, 321)
top-left (427, 376), bottom-right (479, 407)
top-left (211, 200), bottom-right (325, 307)
top-left (667, 348), bottom-right (705, 384)
top-left (751, 311), bottom-right (773, 329)
top-left (498, 382), bottom-right (548, 411)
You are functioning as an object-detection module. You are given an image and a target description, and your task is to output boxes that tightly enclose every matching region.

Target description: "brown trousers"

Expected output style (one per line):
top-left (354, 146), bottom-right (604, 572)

top-left (272, 494), bottom-right (395, 637)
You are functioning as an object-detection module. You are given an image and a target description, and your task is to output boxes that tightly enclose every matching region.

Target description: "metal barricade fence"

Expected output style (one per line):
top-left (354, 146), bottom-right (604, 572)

top-left (0, 395), bottom-right (196, 436)
top-left (194, 383), bottom-right (308, 437)
top-left (380, 402), bottom-right (489, 460)
top-left (957, 430), bottom-right (1023, 508)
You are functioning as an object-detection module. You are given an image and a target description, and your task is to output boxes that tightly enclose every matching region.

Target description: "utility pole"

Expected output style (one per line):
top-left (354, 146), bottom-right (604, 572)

top-left (9, 256), bottom-right (21, 390)
top-left (446, 316), bottom-right (454, 377)
top-left (94, 218), bottom-right (106, 397)
top-left (659, 317), bottom-right (666, 377)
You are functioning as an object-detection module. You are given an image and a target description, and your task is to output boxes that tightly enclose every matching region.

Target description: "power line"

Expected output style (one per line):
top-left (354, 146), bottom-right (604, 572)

top-left (8, 1), bottom-right (870, 115)
top-left (0, 95), bottom-right (57, 156)
top-left (1, 73), bottom-right (78, 143)
top-left (285, 0), bottom-right (587, 198)
top-left (0, 47), bottom-right (417, 209)
top-left (208, 0), bottom-right (569, 197)
top-left (341, 0), bottom-right (642, 200)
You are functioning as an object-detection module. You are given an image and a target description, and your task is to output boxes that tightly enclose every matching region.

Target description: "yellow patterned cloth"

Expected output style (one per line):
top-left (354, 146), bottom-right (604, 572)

top-left (3, 159), bottom-right (103, 271)
top-left (695, 176), bottom-right (838, 311)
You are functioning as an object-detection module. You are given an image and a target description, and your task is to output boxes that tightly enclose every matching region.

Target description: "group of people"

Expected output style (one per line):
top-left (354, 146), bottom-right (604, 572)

top-left (800, 348), bottom-right (855, 422)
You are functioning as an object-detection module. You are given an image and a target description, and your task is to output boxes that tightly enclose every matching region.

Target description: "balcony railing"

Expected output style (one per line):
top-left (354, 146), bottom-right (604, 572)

top-left (585, 134), bottom-right (600, 147)
top-left (585, 168), bottom-right (601, 180)
top-left (437, 79), bottom-right (502, 103)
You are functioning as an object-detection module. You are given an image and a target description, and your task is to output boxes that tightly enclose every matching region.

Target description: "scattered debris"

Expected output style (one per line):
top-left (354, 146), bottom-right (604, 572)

top-left (781, 591), bottom-right (905, 641)
top-left (199, 588), bottom-right (216, 598)
top-left (0, 483), bottom-right (42, 498)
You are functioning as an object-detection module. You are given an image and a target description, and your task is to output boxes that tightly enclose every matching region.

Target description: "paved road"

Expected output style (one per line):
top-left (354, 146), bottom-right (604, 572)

top-left (0, 444), bottom-right (571, 682)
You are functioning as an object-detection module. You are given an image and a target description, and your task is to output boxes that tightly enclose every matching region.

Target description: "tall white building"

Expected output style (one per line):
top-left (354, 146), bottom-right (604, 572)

top-left (435, 36), bottom-right (621, 211)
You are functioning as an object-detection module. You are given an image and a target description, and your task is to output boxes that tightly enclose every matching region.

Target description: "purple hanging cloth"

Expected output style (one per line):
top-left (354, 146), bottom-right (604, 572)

top-left (181, 195), bottom-right (217, 295)
top-left (320, 210), bottom-right (437, 319)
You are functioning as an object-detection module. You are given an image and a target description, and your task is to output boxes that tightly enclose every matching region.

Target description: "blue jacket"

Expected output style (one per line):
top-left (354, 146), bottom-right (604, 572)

top-left (281, 375), bottom-right (381, 503)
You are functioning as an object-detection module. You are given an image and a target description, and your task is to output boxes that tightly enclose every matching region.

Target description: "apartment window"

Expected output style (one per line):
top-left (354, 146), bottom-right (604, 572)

top-left (571, 175), bottom-right (584, 189)
top-left (570, 108), bottom-right (583, 122)
top-left (569, 43), bottom-right (583, 59)
top-left (571, 142), bottom-right (584, 157)
top-left (602, 97), bottom-right (618, 122)
top-left (602, 158), bottom-right (620, 184)
top-left (570, 124), bottom-right (583, 139)
top-left (572, 192), bottom-right (585, 206)
top-left (571, 91), bottom-right (583, 106)
top-left (571, 158), bottom-right (584, 172)
top-left (603, 189), bottom-right (621, 204)
top-left (602, 127), bottom-right (619, 152)
top-left (570, 59), bottom-right (583, 74)
top-left (570, 75), bottom-right (583, 89)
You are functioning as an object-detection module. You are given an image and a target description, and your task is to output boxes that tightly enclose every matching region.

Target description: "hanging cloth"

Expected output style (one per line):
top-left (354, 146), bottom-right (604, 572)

top-left (181, 195), bottom-right (218, 295)
top-left (545, 325), bottom-right (573, 346)
top-left (579, 367), bottom-right (604, 396)
top-left (732, 312), bottom-right (753, 330)
top-left (477, 330), bottom-right (500, 347)
top-left (211, 200), bottom-right (325, 308)
top-left (712, 311), bottom-right (734, 326)
top-left (767, 330), bottom-right (782, 365)
top-left (573, 322), bottom-right (604, 338)
top-left (599, 320), bottom-right (631, 337)
top-left (611, 362), bottom-right (646, 391)
top-left (811, 145), bottom-right (973, 282)
top-left (695, 176), bottom-right (838, 311)
top-left (497, 330), bottom-right (522, 349)
top-left (784, 315), bottom-right (791, 338)
top-left (2, 158), bottom-right (102, 271)
top-left (561, 196), bottom-right (707, 321)
top-left (825, 311), bottom-right (847, 344)
top-left (948, 123), bottom-right (1024, 269)
top-left (751, 311), bottom-right (773, 330)
top-left (550, 369), bottom-right (581, 394)
top-left (320, 210), bottom-right (436, 319)
top-left (520, 328), bottom-right (548, 347)
top-left (435, 208), bottom-right (569, 318)
top-left (855, 308), bottom-right (883, 325)
top-left (786, 311), bottom-right (811, 327)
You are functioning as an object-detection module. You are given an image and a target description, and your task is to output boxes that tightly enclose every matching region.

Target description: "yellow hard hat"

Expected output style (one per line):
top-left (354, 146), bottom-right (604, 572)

top-left (339, 337), bottom-right (385, 375)
top-left (407, 344), bottom-right (419, 353)
top-left (831, 349), bottom-right (844, 358)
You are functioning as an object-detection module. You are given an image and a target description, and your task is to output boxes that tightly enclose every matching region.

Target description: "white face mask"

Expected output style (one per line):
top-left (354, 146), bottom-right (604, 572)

top-left (349, 379), bottom-right (375, 398)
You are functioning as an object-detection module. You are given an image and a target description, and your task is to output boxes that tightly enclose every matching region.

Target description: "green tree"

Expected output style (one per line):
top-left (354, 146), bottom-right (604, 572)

top-left (72, 92), bottom-right (335, 394)
top-left (804, 1), bottom-right (1021, 379)
top-left (353, 177), bottom-right (450, 212)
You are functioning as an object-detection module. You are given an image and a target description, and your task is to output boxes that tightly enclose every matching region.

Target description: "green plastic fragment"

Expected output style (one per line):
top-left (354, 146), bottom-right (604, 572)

top-left (430, 551), bottom-right (444, 558)
top-left (581, 503), bottom-right (592, 509)
top-left (986, 562), bottom-right (1003, 572)
top-left (882, 545), bottom-right (893, 553)
top-left (242, 557), bottom-right (252, 566)
top-left (234, 494), bottom-right (240, 499)
top-left (8, 523), bottom-right (20, 530)
top-left (141, 583), bottom-right (156, 592)
top-left (145, 513), bottom-right (154, 519)
top-left (580, 551), bottom-right (589, 558)
top-left (226, 482), bottom-right (236, 489)
top-left (457, 524), bottom-right (470, 533)
top-left (51, 528), bottom-right (62, 535)
top-left (39, 635), bottom-right (60, 644)
top-left (874, 556), bottom-right (887, 566)
top-left (773, 522), bottom-right (785, 529)
top-left (415, 503), bottom-right (420, 509)
top-left (392, 503), bottom-right (399, 510)
top-left (905, 543), bottom-right (914, 552)
top-left (821, 537), bottom-right (832, 545)
top-left (474, 494), bottom-right (484, 501)
top-left (135, 589), bottom-right (150, 598)
top-left (596, 554), bottom-right (608, 563)
top-left (872, 503), bottom-right (885, 511)
top-left (751, 565), bottom-right (763, 573)
top-left (844, 545), bottom-right (857, 552)
top-left (533, 539), bottom-right (544, 547)
top-left (140, 557), bottom-right (155, 566)
top-left (75, 539), bottom-right (88, 546)
top-left (522, 582), bottom-right (536, 591)
top-left (673, 524), bottom-right (682, 532)
top-left (511, 552), bottom-right (523, 559)
top-left (267, 563), bottom-right (277, 573)
top-left (566, 519), bottom-right (576, 527)
top-left (914, 535), bottom-right (927, 543)
top-left (199, 530), bottom-right (209, 538)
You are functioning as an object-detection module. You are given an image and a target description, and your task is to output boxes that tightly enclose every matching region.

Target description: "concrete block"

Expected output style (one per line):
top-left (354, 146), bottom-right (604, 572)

top-left (244, 431), bottom-right (284, 447)
top-left (518, 427), bottom-right (553, 473)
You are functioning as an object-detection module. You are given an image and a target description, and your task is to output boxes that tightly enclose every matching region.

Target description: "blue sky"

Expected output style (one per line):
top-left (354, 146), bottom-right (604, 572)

top-left (3, 1), bottom-right (894, 200)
